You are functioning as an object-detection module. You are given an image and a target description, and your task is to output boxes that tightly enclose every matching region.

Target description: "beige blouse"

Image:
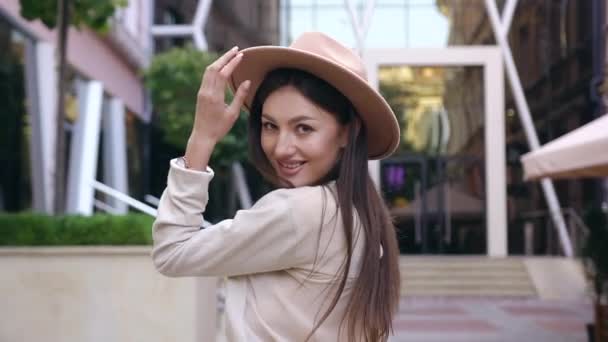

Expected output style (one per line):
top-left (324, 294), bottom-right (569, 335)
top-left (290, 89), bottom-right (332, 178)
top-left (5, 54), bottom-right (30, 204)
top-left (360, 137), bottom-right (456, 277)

top-left (152, 159), bottom-right (365, 341)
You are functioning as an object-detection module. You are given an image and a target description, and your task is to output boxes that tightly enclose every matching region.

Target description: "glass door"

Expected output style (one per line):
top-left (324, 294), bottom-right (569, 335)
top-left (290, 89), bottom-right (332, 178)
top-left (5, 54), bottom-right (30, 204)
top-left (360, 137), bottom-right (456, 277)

top-left (366, 48), bottom-right (506, 256)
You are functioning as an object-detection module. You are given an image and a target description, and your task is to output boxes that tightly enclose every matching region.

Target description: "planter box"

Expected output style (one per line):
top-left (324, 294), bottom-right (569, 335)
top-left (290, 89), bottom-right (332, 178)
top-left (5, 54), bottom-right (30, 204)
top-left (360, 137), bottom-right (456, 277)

top-left (0, 247), bottom-right (218, 342)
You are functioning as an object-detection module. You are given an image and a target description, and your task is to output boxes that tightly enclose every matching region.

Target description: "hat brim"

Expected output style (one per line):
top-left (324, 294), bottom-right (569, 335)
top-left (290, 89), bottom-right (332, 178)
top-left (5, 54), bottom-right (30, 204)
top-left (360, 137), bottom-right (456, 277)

top-left (228, 46), bottom-right (400, 160)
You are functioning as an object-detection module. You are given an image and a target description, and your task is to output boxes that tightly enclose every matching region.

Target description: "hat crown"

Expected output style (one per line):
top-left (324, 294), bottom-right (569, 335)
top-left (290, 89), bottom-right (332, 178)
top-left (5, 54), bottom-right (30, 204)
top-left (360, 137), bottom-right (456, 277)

top-left (289, 32), bottom-right (368, 81)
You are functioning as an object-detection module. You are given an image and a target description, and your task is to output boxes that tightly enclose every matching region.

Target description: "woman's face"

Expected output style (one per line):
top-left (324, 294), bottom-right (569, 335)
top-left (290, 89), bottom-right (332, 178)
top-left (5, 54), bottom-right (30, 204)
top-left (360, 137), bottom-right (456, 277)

top-left (261, 86), bottom-right (348, 187)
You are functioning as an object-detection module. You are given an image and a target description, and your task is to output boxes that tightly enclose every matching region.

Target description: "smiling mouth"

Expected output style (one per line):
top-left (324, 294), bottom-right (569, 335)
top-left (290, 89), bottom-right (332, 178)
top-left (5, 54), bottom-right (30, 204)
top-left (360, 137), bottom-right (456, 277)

top-left (277, 161), bottom-right (306, 175)
top-left (279, 161), bottom-right (305, 169)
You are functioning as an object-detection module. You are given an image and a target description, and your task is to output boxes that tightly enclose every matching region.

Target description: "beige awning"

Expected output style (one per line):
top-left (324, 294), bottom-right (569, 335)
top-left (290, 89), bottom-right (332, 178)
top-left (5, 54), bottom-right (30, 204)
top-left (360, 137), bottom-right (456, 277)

top-left (521, 114), bottom-right (608, 180)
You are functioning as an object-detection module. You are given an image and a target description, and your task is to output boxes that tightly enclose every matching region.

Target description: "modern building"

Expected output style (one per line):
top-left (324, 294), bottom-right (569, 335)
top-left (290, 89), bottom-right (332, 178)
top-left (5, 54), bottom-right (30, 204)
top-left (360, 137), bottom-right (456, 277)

top-left (0, 1), bottom-right (603, 340)
top-left (281, 0), bottom-right (606, 257)
top-left (0, 0), bottom-right (281, 218)
top-left (2, 0), bottom-right (603, 257)
top-left (0, 0), bottom-right (153, 215)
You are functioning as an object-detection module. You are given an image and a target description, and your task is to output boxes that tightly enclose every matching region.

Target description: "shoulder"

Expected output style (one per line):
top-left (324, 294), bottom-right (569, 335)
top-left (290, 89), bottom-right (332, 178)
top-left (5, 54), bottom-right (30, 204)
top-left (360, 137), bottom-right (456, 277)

top-left (254, 183), bottom-right (339, 224)
top-left (256, 183), bottom-right (336, 205)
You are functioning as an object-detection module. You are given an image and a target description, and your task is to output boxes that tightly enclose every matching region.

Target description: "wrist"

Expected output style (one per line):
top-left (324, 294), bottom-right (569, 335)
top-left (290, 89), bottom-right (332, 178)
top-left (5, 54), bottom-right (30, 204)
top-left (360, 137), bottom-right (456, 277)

top-left (188, 130), bottom-right (218, 147)
top-left (184, 133), bottom-right (216, 171)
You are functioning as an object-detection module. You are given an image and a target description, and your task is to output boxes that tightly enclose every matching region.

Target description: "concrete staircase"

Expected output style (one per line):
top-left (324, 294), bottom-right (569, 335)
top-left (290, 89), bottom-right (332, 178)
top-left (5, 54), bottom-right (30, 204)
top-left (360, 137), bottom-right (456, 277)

top-left (400, 256), bottom-right (538, 297)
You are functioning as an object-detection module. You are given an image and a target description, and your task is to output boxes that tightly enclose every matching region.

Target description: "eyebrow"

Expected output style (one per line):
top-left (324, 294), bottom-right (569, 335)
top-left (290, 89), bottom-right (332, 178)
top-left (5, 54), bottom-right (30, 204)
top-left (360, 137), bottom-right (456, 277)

top-left (262, 114), bottom-right (317, 125)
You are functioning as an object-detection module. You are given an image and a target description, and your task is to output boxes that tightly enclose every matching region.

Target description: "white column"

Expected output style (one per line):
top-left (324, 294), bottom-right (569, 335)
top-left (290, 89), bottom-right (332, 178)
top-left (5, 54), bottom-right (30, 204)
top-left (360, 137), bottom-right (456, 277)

top-left (484, 48), bottom-right (507, 257)
top-left (102, 98), bottom-right (129, 214)
top-left (66, 81), bottom-right (104, 215)
top-left (27, 42), bottom-right (57, 213)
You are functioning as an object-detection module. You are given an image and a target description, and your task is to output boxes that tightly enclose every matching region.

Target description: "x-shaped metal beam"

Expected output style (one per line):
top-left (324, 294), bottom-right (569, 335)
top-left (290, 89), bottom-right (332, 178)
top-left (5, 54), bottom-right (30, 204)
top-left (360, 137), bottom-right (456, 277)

top-left (485, 0), bottom-right (572, 257)
top-left (344, 0), bottom-right (376, 54)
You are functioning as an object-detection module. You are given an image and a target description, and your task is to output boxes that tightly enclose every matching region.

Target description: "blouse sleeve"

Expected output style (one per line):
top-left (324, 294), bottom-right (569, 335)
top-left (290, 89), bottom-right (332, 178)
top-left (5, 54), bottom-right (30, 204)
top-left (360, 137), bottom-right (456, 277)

top-left (151, 158), bottom-right (309, 277)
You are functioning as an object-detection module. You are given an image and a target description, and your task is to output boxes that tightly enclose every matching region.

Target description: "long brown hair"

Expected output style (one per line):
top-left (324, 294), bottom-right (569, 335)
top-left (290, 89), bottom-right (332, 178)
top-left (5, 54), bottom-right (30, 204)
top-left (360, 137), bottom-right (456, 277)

top-left (248, 68), bottom-right (400, 341)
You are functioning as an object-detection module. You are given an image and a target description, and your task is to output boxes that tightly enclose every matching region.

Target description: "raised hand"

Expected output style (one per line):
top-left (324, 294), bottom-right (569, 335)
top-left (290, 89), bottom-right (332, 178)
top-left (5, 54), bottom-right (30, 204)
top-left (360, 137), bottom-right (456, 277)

top-left (185, 46), bottom-right (251, 171)
top-left (192, 46), bottom-right (251, 142)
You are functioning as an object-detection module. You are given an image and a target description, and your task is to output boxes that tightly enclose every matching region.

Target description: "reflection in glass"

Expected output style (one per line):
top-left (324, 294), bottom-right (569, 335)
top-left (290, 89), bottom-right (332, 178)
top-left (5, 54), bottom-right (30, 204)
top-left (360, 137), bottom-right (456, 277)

top-left (379, 65), bottom-right (484, 156)
top-left (379, 65), bottom-right (486, 254)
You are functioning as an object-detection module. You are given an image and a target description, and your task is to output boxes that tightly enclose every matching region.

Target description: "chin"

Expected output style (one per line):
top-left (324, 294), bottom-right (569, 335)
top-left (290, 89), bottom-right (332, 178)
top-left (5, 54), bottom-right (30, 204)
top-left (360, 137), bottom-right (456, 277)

top-left (276, 175), bottom-right (312, 188)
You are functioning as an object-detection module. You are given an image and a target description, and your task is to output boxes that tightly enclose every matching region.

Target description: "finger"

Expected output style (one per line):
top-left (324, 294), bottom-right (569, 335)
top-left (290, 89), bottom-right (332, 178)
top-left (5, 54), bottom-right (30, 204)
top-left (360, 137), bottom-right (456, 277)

top-left (215, 52), bottom-right (243, 92)
top-left (206, 46), bottom-right (239, 78)
top-left (200, 47), bottom-right (237, 96)
top-left (226, 80), bottom-right (251, 115)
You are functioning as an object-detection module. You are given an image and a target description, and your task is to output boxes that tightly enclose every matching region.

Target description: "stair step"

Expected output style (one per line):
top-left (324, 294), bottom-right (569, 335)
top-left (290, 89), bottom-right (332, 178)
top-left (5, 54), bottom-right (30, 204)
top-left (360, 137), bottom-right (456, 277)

top-left (399, 256), bottom-right (537, 297)
top-left (401, 271), bottom-right (526, 276)
top-left (403, 279), bottom-right (533, 286)
top-left (399, 288), bottom-right (536, 296)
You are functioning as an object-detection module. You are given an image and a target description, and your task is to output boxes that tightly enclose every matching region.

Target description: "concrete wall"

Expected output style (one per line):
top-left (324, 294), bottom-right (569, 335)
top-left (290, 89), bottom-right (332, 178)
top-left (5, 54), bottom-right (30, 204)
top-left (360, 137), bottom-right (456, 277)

top-left (0, 247), bottom-right (218, 342)
top-left (524, 257), bottom-right (590, 301)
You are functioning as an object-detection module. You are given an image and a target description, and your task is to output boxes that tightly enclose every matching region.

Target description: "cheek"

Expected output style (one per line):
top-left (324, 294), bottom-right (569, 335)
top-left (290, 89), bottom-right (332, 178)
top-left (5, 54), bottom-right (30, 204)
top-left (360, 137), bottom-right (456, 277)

top-left (307, 134), bottom-right (341, 159)
top-left (260, 134), bottom-right (273, 157)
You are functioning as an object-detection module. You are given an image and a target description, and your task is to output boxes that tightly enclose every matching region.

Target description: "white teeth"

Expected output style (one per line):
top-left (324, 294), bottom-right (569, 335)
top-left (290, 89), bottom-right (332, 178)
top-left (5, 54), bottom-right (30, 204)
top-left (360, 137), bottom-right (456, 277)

top-left (279, 162), bottom-right (304, 169)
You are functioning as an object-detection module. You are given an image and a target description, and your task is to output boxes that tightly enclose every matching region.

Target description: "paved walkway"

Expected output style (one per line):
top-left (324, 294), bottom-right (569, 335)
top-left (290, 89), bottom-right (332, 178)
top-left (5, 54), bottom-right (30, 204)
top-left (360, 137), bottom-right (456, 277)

top-left (390, 297), bottom-right (593, 342)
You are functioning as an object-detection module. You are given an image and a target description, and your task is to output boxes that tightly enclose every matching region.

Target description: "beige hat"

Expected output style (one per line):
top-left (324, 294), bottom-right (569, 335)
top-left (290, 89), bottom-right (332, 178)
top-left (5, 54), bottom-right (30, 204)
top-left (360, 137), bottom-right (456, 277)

top-left (228, 31), bottom-right (400, 160)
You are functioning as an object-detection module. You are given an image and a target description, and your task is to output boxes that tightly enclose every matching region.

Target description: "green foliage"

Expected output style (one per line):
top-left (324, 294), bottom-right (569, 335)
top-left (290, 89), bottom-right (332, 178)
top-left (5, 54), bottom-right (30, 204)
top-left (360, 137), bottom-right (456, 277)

top-left (19, 0), bottom-right (127, 31)
top-left (0, 213), bottom-right (153, 246)
top-left (144, 45), bottom-right (248, 167)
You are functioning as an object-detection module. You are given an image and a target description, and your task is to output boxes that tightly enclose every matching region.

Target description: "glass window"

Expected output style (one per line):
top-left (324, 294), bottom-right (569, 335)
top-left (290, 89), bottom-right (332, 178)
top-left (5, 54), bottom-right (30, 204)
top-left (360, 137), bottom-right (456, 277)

top-left (281, 0), bottom-right (495, 48)
top-left (0, 16), bottom-right (33, 212)
top-left (315, 8), bottom-right (355, 47)
top-left (407, 5), bottom-right (449, 47)
top-left (286, 7), bottom-right (314, 44)
top-left (288, 0), bottom-right (316, 7)
top-left (409, 0), bottom-right (438, 5)
top-left (365, 7), bottom-right (407, 48)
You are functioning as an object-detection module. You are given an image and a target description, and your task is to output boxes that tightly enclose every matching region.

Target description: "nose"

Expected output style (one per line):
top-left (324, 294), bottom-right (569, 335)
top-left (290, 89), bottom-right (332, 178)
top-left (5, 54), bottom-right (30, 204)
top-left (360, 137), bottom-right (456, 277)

top-left (273, 132), bottom-right (296, 158)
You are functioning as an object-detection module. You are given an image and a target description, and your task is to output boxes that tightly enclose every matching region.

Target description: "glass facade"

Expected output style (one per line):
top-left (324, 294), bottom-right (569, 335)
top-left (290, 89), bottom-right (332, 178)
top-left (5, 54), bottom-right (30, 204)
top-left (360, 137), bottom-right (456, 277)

top-left (281, 0), bottom-right (495, 47)
top-left (281, 0), bottom-right (597, 255)
top-left (280, 0), bottom-right (499, 254)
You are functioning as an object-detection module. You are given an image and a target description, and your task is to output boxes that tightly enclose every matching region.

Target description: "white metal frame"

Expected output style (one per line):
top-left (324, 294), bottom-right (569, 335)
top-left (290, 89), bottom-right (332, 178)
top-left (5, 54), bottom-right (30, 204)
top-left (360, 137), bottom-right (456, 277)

top-left (344, 0), bottom-right (376, 53)
top-left (92, 180), bottom-right (157, 216)
top-left (365, 47), bottom-right (507, 257)
top-left (150, 0), bottom-right (212, 50)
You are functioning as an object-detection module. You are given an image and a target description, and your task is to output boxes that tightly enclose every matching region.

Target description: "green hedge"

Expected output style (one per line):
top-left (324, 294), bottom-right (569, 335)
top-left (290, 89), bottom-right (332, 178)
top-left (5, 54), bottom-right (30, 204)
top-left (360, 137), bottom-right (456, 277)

top-left (0, 213), bottom-right (154, 246)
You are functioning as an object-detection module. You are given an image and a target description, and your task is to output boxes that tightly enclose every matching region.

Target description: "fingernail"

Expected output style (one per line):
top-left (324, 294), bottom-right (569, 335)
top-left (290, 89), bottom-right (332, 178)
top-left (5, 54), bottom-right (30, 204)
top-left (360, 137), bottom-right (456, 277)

top-left (244, 80), bottom-right (251, 88)
top-left (237, 53), bottom-right (243, 58)
top-left (232, 46), bottom-right (239, 51)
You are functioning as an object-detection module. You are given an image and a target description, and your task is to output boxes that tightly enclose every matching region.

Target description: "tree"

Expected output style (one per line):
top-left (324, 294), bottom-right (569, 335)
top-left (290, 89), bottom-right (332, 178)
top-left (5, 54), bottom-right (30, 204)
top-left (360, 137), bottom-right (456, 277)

top-left (19, 0), bottom-right (126, 214)
top-left (20, 0), bottom-right (126, 31)
top-left (143, 45), bottom-right (249, 168)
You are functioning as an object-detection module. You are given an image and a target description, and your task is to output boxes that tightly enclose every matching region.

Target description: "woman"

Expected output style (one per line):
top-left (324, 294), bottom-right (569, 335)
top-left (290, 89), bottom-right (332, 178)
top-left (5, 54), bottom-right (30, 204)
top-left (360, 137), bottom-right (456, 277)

top-left (152, 32), bottom-right (401, 341)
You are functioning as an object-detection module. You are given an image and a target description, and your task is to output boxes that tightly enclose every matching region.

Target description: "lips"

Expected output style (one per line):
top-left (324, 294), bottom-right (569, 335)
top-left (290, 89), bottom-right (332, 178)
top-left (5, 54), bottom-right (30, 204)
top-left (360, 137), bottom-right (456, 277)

top-left (277, 160), bottom-right (306, 177)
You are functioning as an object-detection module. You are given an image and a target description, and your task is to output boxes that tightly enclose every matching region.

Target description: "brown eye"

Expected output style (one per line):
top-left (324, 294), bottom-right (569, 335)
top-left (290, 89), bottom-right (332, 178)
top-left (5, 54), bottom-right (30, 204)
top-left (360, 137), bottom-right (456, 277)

top-left (262, 122), bottom-right (277, 131)
top-left (297, 124), bottom-right (313, 134)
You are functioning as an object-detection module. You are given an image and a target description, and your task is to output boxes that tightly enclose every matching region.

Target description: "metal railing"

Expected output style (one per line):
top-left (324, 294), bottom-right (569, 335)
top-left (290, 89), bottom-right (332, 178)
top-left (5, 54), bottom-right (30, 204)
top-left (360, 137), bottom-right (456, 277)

top-left (91, 180), bottom-right (158, 216)
top-left (518, 207), bottom-right (590, 257)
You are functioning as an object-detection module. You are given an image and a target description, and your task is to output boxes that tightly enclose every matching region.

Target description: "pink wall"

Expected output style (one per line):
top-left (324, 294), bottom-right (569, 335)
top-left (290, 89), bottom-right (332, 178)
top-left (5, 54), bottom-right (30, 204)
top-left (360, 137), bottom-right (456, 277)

top-left (0, 0), bottom-right (144, 116)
